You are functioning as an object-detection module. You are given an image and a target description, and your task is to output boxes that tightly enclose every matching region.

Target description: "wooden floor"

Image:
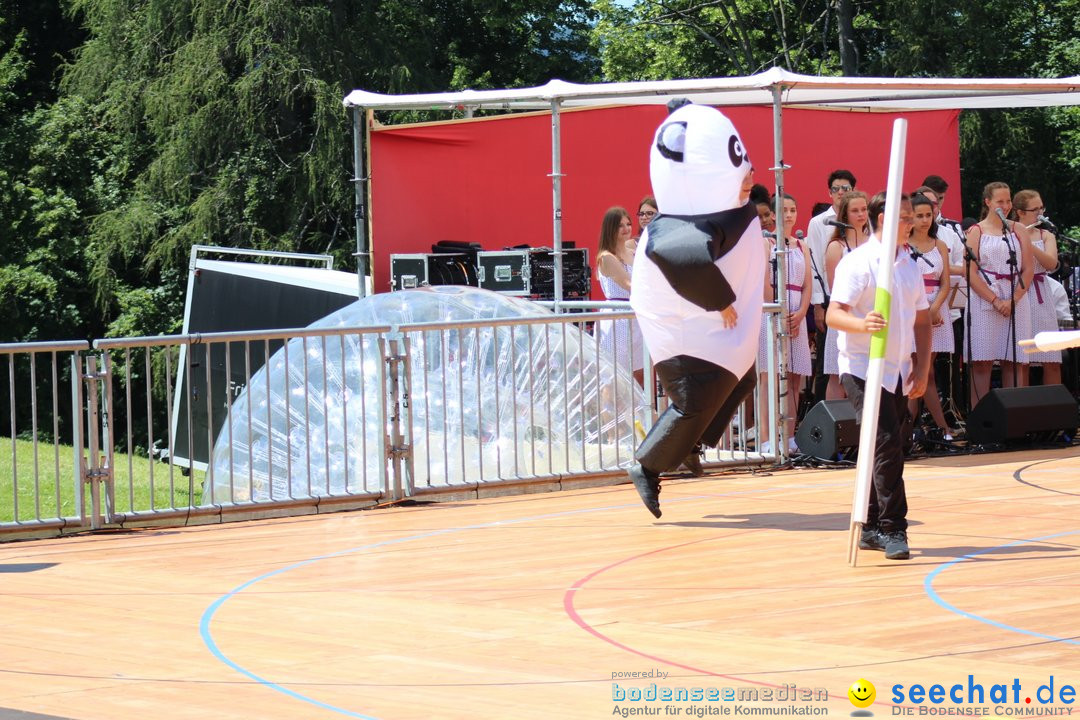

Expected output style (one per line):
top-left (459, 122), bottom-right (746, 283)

top-left (1, 446), bottom-right (1079, 720)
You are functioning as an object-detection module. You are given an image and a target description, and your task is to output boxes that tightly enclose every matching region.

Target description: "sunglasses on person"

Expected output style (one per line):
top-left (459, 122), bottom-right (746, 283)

top-left (830, 185), bottom-right (853, 194)
top-left (638, 210), bottom-right (657, 219)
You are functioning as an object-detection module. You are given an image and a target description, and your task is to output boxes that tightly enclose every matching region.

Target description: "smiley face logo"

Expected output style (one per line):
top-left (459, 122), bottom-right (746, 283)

top-left (848, 678), bottom-right (876, 709)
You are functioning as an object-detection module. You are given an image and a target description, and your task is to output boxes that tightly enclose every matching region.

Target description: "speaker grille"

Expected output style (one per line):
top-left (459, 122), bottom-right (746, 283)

top-left (795, 400), bottom-right (859, 460)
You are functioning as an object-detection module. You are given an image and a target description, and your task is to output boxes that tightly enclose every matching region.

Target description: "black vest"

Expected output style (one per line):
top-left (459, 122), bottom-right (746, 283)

top-left (644, 202), bottom-right (758, 312)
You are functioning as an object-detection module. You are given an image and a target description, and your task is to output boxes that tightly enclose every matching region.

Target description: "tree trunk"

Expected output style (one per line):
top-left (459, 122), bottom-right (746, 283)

top-left (836, 0), bottom-right (857, 76)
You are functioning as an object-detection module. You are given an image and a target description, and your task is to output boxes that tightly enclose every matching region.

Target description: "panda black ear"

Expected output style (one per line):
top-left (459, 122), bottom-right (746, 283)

top-left (666, 97), bottom-right (692, 115)
top-left (656, 121), bottom-right (687, 163)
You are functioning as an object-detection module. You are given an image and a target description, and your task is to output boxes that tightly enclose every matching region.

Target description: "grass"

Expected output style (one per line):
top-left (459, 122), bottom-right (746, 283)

top-left (0, 435), bottom-right (205, 525)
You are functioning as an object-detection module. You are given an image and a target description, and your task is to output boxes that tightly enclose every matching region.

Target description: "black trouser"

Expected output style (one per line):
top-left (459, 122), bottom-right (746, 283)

top-left (841, 374), bottom-right (909, 533)
top-left (811, 306), bottom-right (828, 403)
top-left (636, 355), bottom-right (756, 474)
top-left (951, 313), bottom-right (967, 415)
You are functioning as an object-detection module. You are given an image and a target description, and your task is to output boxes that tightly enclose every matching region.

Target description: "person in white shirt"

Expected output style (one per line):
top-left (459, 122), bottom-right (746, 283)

top-left (921, 175), bottom-right (968, 411)
top-left (805, 169), bottom-right (858, 402)
top-left (806, 170), bottom-right (859, 306)
top-left (628, 103), bottom-right (765, 519)
top-left (826, 191), bottom-right (931, 561)
top-left (1048, 275), bottom-right (1075, 327)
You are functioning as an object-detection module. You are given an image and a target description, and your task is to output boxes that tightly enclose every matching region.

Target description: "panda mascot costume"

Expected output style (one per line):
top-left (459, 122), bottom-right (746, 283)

top-left (628, 103), bottom-right (765, 518)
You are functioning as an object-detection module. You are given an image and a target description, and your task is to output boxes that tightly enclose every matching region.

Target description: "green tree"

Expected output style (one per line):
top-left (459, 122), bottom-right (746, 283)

top-left (592, 0), bottom-right (1080, 228)
top-left (57, 0), bottom-right (598, 337)
top-left (592, 0), bottom-right (841, 80)
top-left (1, 4), bottom-right (95, 343)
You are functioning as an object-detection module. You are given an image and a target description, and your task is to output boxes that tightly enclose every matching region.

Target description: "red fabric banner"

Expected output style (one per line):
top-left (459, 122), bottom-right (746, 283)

top-left (370, 105), bottom-right (960, 296)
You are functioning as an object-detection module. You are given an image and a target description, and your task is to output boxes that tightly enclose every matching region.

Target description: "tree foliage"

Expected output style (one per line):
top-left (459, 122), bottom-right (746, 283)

top-left (592, 0), bottom-right (840, 80)
top-left (593, 0), bottom-right (1080, 226)
top-left (2, 0), bottom-right (1079, 342)
top-left (0, 0), bottom-right (597, 342)
top-left (1, 3), bottom-right (92, 342)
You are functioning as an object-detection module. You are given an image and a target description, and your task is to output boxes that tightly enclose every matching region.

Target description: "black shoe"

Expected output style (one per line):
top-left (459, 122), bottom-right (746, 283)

top-left (859, 527), bottom-right (884, 551)
top-left (681, 448), bottom-right (704, 477)
top-left (881, 530), bottom-right (910, 560)
top-left (628, 464), bottom-right (662, 518)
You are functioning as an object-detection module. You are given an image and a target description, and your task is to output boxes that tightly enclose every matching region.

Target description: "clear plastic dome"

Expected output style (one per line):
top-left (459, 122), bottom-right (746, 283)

top-left (209, 286), bottom-right (645, 503)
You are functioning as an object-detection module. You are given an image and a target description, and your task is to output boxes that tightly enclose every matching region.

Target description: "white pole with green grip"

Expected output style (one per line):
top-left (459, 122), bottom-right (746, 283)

top-left (848, 118), bottom-right (908, 567)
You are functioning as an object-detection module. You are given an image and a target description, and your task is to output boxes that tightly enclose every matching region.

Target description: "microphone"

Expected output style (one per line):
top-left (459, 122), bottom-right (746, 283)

top-left (909, 246), bottom-right (934, 268)
top-left (994, 207), bottom-right (1010, 228)
top-left (795, 230), bottom-right (805, 240)
top-left (826, 219), bottom-right (854, 231)
top-left (762, 230), bottom-right (777, 239)
top-left (1038, 214), bottom-right (1058, 232)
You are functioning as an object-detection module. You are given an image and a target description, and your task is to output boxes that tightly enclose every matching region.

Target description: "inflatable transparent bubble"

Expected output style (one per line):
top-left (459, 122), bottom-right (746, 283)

top-left (209, 286), bottom-right (646, 503)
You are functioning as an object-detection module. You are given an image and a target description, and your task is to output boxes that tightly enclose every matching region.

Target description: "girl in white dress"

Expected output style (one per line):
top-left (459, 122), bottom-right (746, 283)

top-left (964, 182), bottom-right (1035, 409)
top-left (757, 194), bottom-right (812, 452)
top-left (823, 191), bottom-right (870, 400)
top-left (908, 192), bottom-right (958, 438)
top-left (596, 206), bottom-right (644, 385)
top-left (1012, 189), bottom-right (1062, 385)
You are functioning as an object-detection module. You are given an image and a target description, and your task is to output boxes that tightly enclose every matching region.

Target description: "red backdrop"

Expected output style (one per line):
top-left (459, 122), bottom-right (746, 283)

top-left (369, 105), bottom-right (961, 296)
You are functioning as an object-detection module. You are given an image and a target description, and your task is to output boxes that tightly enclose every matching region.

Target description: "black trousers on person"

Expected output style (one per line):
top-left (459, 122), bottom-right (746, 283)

top-left (635, 355), bottom-right (756, 474)
top-left (811, 324), bottom-right (829, 404)
top-left (841, 373), bottom-right (909, 533)
top-left (951, 313), bottom-right (967, 415)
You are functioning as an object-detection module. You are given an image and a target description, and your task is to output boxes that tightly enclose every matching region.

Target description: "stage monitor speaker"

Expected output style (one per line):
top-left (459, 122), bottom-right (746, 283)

top-left (966, 384), bottom-right (1079, 444)
top-left (795, 399), bottom-right (859, 460)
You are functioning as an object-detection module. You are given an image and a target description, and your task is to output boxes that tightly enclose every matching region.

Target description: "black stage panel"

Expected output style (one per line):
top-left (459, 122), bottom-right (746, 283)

top-left (172, 260), bottom-right (360, 469)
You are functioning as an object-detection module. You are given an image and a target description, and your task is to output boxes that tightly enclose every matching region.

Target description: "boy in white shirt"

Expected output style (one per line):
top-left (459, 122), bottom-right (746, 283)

top-left (806, 170), bottom-right (858, 401)
top-left (826, 192), bottom-right (932, 560)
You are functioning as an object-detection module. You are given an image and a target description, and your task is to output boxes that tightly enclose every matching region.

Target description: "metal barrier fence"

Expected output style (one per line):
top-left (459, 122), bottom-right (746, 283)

top-left (0, 341), bottom-right (90, 535)
top-left (0, 304), bottom-right (785, 540)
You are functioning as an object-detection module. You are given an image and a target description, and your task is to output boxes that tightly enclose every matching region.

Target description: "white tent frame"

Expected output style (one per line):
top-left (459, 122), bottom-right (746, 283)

top-left (343, 68), bottom-right (1080, 301)
top-left (343, 68), bottom-right (1080, 463)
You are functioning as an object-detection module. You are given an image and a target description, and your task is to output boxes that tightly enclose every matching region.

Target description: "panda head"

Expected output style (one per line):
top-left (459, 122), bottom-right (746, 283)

top-left (649, 104), bottom-right (751, 216)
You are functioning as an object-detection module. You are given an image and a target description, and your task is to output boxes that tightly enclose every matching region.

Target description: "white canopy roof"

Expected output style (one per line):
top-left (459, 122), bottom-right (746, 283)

top-left (344, 67), bottom-right (1080, 112)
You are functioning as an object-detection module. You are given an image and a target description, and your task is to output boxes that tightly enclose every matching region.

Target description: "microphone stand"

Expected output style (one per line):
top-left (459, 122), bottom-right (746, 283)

top-left (939, 217), bottom-right (967, 421)
top-left (1002, 219), bottom-right (1025, 387)
top-left (775, 234), bottom-right (791, 460)
top-left (909, 246), bottom-right (935, 268)
top-left (807, 250), bottom-right (828, 304)
top-left (770, 228), bottom-right (792, 461)
top-left (806, 240), bottom-right (831, 402)
top-left (963, 240), bottom-right (993, 409)
top-left (964, 243), bottom-right (993, 286)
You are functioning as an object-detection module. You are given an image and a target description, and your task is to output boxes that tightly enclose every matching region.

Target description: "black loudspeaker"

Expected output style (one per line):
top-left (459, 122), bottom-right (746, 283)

top-left (966, 384), bottom-right (1079, 444)
top-left (795, 399), bottom-right (860, 460)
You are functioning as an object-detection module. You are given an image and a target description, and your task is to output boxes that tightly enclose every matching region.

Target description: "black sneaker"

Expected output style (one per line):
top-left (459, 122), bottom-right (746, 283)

top-left (681, 448), bottom-right (704, 477)
top-left (859, 527), bottom-right (884, 551)
top-left (881, 530), bottom-right (910, 560)
top-left (628, 464), bottom-right (662, 518)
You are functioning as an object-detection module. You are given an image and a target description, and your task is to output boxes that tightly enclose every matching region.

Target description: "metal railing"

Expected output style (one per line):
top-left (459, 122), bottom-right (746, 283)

top-left (0, 341), bottom-right (90, 534)
top-left (0, 304), bottom-right (784, 540)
